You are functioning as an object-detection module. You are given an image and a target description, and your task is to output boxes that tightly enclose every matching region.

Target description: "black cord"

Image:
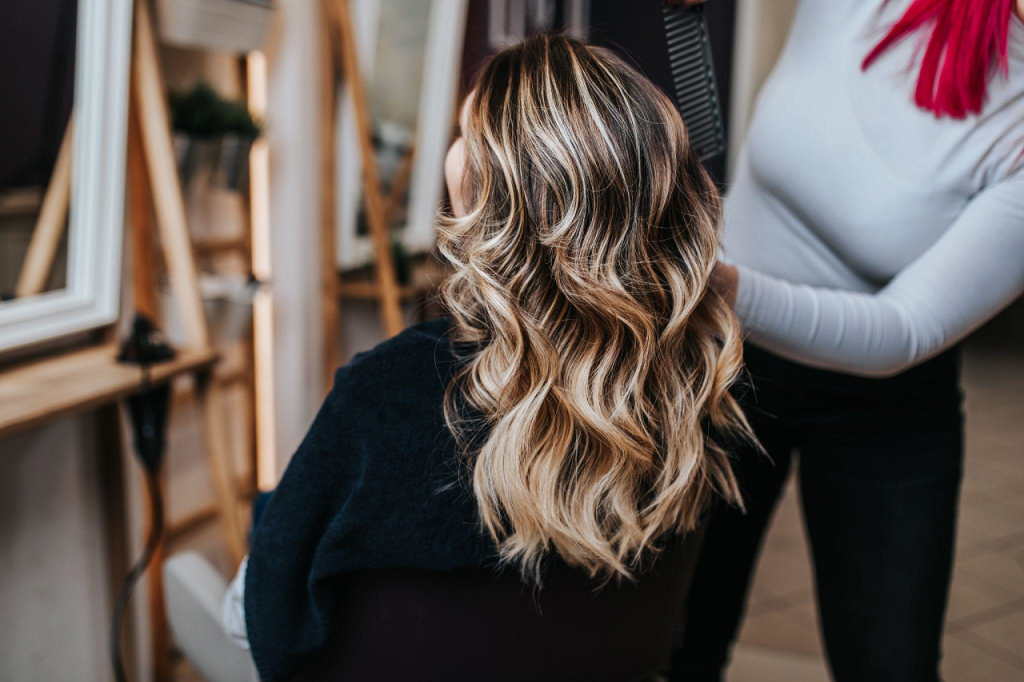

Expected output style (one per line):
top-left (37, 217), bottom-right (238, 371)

top-left (109, 467), bottom-right (164, 682)
top-left (110, 315), bottom-right (175, 680)
top-left (110, 361), bottom-right (166, 682)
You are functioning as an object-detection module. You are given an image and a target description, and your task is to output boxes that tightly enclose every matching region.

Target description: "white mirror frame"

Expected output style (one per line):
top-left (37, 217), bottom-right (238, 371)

top-left (335, 0), bottom-right (469, 269)
top-left (0, 0), bottom-right (133, 353)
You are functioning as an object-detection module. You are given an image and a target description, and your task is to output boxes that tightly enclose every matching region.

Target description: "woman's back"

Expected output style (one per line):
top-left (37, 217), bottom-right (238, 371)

top-left (243, 320), bottom-right (708, 681)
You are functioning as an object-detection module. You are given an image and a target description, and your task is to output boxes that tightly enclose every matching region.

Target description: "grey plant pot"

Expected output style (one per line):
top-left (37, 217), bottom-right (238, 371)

top-left (217, 134), bottom-right (253, 192)
top-left (174, 133), bottom-right (253, 192)
top-left (175, 134), bottom-right (219, 190)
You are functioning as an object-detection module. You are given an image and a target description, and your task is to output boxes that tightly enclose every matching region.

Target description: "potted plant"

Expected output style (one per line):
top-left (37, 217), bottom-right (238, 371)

top-left (170, 81), bottom-right (262, 192)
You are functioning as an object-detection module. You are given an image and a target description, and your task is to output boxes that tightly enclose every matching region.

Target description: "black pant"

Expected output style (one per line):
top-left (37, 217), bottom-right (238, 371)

top-left (671, 345), bottom-right (964, 682)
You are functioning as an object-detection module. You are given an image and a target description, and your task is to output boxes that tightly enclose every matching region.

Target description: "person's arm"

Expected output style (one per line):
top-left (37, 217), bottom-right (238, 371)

top-left (723, 172), bottom-right (1024, 377)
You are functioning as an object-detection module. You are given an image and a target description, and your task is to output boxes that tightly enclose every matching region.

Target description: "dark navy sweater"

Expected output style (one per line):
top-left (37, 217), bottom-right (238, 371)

top-left (243, 318), bottom-right (497, 681)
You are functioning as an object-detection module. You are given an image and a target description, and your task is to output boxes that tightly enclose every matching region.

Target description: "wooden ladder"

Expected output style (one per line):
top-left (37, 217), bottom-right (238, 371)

top-left (318, 0), bottom-right (406, 391)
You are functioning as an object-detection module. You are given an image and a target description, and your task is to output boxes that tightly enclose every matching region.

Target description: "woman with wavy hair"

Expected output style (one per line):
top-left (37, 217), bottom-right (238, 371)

top-left (225, 34), bottom-right (751, 682)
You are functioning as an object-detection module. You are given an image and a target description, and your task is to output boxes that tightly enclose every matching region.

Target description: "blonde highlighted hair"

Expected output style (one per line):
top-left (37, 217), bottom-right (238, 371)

top-left (439, 34), bottom-right (752, 582)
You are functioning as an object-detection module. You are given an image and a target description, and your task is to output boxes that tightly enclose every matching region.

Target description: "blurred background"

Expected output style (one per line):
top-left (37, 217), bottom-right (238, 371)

top-left (0, 1), bottom-right (1020, 680)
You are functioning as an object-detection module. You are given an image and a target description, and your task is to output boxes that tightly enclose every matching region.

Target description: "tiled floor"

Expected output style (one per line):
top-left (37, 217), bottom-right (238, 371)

top-left (730, 339), bottom-right (1024, 681)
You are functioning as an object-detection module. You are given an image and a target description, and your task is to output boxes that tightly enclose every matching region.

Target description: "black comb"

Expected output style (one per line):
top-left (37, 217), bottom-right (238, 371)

top-left (587, 3), bottom-right (727, 163)
top-left (662, 5), bottom-right (726, 160)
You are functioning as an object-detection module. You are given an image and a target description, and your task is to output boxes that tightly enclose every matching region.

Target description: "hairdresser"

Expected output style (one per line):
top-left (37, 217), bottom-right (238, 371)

top-left (669, 0), bottom-right (1024, 680)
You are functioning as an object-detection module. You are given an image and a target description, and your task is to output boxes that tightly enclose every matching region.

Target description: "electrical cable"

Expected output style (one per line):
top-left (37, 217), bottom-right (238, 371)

top-left (109, 468), bottom-right (164, 682)
top-left (109, 314), bottom-right (175, 681)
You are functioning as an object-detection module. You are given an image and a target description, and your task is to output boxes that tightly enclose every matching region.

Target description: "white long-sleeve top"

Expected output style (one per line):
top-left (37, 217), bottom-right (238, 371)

top-left (723, 0), bottom-right (1024, 377)
top-left (222, 556), bottom-right (250, 650)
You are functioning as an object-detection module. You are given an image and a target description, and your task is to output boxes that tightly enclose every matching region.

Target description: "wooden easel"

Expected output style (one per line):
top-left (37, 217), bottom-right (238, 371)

top-left (14, 118), bottom-right (73, 298)
top-left (11, 0), bottom-right (248, 568)
top-left (128, 0), bottom-right (252, 677)
top-left (319, 0), bottom-right (405, 390)
top-left (129, 0), bottom-right (247, 560)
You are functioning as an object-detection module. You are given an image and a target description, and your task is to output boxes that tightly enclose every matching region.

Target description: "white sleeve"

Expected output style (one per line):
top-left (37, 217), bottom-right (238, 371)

top-left (221, 555), bottom-right (250, 650)
top-left (732, 172), bottom-right (1024, 377)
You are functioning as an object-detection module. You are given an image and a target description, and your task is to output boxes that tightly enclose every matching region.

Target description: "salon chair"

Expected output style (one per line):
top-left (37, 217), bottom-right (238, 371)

top-left (164, 544), bottom-right (694, 682)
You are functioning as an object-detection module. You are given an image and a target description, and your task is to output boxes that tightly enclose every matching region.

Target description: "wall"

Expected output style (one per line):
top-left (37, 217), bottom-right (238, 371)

top-left (264, 0), bottom-right (326, 472)
top-left (0, 416), bottom-right (111, 681)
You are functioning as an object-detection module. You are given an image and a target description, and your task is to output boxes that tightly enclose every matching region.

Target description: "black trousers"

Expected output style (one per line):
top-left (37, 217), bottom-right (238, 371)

top-left (670, 345), bottom-right (964, 682)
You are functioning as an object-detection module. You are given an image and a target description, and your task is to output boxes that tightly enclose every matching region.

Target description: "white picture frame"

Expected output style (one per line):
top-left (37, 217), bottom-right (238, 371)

top-left (0, 0), bottom-right (134, 353)
top-left (335, 0), bottom-right (469, 270)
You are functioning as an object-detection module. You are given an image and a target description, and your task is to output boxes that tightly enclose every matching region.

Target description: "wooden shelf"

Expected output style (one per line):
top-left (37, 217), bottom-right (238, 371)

top-left (192, 235), bottom-right (249, 255)
top-left (335, 280), bottom-right (433, 301)
top-left (0, 343), bottom-right (218, 440)
top-left (335, 255), bottom-right (445, 302)
top-left (0, 187), bottom-right (44, 217)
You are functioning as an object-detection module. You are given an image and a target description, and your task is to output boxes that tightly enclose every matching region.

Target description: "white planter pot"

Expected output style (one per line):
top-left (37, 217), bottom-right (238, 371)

top-left (160, 273), bottom-right (263, 347)
top-left (155, 0), bottom-right (274, 54)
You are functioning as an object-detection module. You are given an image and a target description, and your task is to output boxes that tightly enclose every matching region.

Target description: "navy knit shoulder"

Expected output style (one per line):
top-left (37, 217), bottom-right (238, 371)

top-left (318, 317), bottom-right (459, 470)
top-left (243, 316), bottom-right (494, 682)
top-left (335, 317), bottom-right (456, 406)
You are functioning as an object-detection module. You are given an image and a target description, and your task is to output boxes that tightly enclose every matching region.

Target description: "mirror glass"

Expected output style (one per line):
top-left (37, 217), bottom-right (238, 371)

top-left (0, 0), bottom-right (77, 303)
top-left (337, 0), bottom-right (467, 271)
top-left (359, 0), bottom-right (433, 242)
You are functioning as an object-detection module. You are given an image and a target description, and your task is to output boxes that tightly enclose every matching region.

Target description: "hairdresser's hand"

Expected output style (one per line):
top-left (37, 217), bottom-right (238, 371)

top-left (710, 262), bottom-right (739, 308)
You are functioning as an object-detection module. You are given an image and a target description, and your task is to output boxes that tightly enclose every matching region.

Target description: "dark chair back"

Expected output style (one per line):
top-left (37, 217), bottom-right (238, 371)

top-left (291, 531), bottom-right (703, 682)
